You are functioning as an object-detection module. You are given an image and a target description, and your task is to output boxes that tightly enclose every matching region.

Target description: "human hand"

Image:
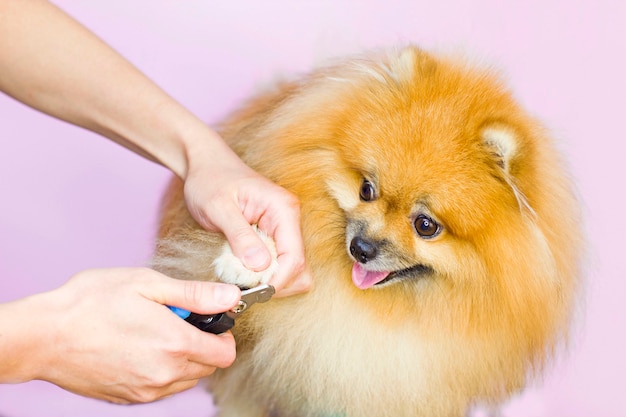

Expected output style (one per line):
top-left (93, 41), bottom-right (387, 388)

top-left (0, 0), bottom-right (310, 297)
top-left (182, 136), bottom-right (312, 297)
top-left (26, 268), bottom-right (241, 404)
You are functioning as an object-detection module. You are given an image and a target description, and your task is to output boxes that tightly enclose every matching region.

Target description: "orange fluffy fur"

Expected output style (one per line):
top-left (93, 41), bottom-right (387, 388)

top-left (152, 46), bottom-right (583, 416)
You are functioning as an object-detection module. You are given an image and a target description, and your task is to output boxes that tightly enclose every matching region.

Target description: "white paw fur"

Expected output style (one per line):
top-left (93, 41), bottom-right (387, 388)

top-left (212, 225), bottom-right (279, 288)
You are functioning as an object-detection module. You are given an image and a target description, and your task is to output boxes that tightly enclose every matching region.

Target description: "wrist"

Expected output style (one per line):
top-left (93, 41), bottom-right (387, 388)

top-left (0, 291), bottom-right (62, 383)
top-left (172, 117), bottom-right (251, 188)
top-left (131, 99), bottom-right (232, 182)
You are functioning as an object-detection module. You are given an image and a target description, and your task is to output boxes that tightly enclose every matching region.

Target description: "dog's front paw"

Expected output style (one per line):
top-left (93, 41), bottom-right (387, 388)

top-left (212, 225), bottom-right (279, 288)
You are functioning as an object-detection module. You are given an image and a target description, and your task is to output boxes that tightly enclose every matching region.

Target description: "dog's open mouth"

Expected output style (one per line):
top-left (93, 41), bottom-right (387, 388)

top-left (351, 262), bottom-right (433, 289)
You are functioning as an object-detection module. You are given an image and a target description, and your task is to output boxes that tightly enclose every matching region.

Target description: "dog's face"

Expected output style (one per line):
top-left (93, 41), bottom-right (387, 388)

top-left (319, 53), bottom-right (529, 296)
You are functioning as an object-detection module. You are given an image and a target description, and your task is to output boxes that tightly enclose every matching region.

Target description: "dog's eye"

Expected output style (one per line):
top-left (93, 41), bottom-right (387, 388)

top-left (359, 179), bottom-right (376, 202)
top-left (414, 214), bottom-right (440, 238)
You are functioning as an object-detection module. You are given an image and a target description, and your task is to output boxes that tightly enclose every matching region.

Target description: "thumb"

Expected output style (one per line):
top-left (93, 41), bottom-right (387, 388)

top-left (185, 180), bottom-right (271, 272)
top-left (145, 275), bottom-right (241, 315)
top-left (225, 222), bottom-right (272, 272)
top-left (209, 205), bottom-right (272, 272)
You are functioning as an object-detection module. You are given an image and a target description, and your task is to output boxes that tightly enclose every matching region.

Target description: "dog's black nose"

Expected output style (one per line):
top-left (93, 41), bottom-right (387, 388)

top-left (349, 236), bottom-right (378, 263)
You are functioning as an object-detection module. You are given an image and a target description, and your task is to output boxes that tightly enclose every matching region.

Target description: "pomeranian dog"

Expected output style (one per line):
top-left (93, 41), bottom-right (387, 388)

top-left (152, 45), bottom-right (583, 417)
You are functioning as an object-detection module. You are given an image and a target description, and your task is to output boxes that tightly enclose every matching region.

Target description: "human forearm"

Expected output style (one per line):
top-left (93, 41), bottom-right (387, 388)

top-left (0, 292), bottom-right (56, 384)
top-left (0, 0), bottom-right (216, 178)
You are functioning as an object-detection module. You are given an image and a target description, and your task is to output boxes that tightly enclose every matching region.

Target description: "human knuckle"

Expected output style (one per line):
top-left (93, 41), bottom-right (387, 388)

top-left (222, 348), bottom-right (237, 368)
top-left (183, 280), bottom-right (206, 306)
top-left (162, 332), bottom-right (191, 356)
top-left (293, 255), bottom-right (306, 273)
top-left (125, 386), bottom-right (161, 404)
top-left (231, 226), bottom-right (253, 242)
top-left (149, 368), bottom-right (179, 389)
top-left (283, 192), bottom-right (300, 209)
top-left (219, 335), bottom-right (237, 367)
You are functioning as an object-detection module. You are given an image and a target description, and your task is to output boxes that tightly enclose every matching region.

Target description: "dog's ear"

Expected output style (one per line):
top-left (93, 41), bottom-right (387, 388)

top-left (481, 125), bottom-right (518, 173)
top-left (481, 124), bottom-right (535, 216)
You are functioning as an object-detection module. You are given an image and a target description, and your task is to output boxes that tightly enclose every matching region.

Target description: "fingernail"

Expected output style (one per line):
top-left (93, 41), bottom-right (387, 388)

top-left (243, 246), bottom-right (269, 270)
top-left (214, 284), bottom-right (240, 307)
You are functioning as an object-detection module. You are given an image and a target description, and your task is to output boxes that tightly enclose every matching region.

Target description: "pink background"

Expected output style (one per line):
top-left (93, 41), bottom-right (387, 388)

top-left (1, 0), bottom-right (624, 416)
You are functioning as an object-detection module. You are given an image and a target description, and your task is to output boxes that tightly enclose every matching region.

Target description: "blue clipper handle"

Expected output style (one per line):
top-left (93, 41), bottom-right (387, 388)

top-left (168, 305), bottom-right (191, 319)
top-left (168, 305), bottom-right (235, 334)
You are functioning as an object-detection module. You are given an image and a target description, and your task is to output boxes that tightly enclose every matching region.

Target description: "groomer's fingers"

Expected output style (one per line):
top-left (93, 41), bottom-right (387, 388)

top-left (140, 272), bottom-right (241, 314)
top-left (269, 220), bottom-right (310, 297)
top-left (254, 188), bottom-right (310, 296)
top-left (274, 268), bottom-right (313, 298)
top-left (217, 209), bottom-right (274, 272)
top-left (185, 329), bottom-right (238, 370)
top-left (190, 187), bottom-right (273, 273)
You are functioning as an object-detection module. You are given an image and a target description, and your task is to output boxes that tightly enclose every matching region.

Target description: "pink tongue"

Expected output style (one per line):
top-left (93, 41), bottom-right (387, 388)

top-left (351, 263), bottom-right (391, 289)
